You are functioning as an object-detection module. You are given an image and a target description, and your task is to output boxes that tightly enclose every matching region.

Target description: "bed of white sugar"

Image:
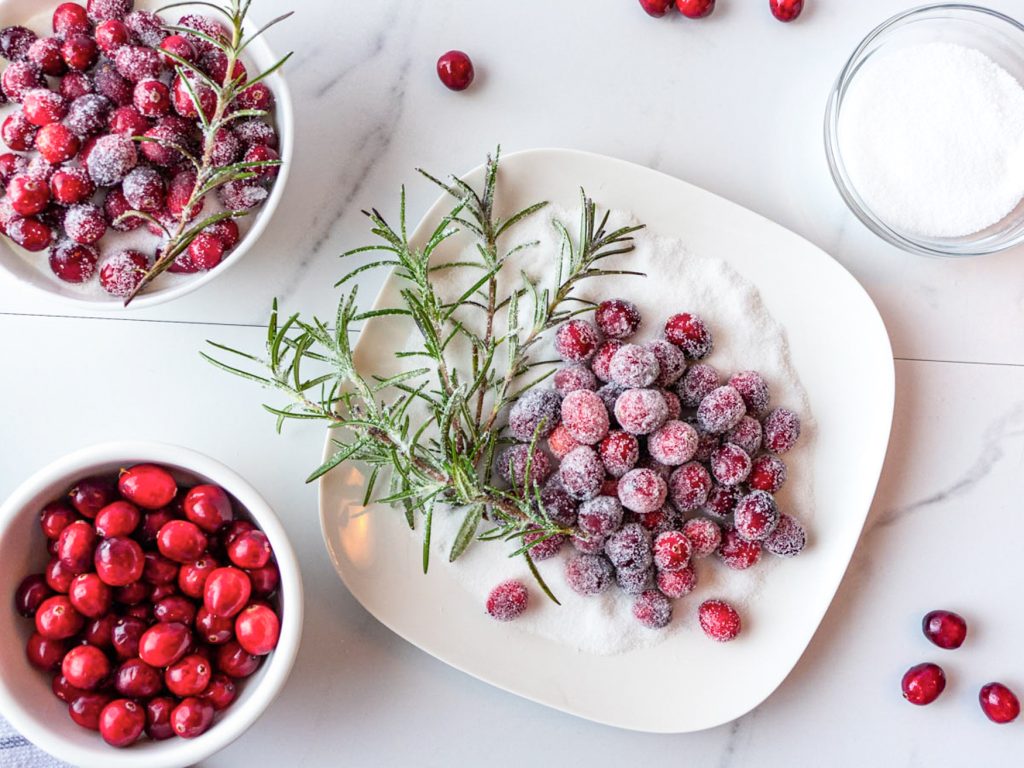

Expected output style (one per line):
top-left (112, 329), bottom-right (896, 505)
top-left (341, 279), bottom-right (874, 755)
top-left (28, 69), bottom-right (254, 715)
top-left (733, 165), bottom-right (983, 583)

top-left (839, 42), bottom-right (1024, 238)
top-left (422, 206), bottom-right (816, 656)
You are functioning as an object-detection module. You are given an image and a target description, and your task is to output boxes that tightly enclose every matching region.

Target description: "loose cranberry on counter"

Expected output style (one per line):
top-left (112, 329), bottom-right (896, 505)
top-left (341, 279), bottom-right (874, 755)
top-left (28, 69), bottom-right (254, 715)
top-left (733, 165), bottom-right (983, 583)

top-left (979, 683), bottom-right (1020, 724)
top-left (676, 0), bottom-right (715, 17)
top-left (922, 610), bottom-right (967, 650)
top-left (902, 663), bottom-right (946, 706)
top-left (770, 0), bottom-right (804, 22)
top-left (436, 50), bottom-right (474, 91)
top-left (639, 0), bottom-right (674, 15)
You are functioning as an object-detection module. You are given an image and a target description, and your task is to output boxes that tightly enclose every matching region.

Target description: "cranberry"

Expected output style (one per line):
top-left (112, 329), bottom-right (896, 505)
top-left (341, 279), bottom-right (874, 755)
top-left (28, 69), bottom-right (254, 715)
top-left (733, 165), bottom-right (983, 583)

top-left (763, 407), bottom-right (801, 454)
top-left (204, 217), bottom-right (240, 248)
top-left (604, 523), bottom-right (652, 570)
top-left (697, 386), bottom-right (746, 435)
top-left (558, 389), bottom-right (607, 445)
top-left (555, 319), bottom-right (601, 362)
top-left (1, 112), bottom-right (36, 151)
top-left (558, 445), bottom-right (605, 500)
top-left (979, 682), bottom-right (1020, 723)
top-left (110, 616), bottom-right (147, 659)
top-left (633, 589), bottom-right (672, 629)
top-left (92, 501), bottom-right (137, 538)
top-left (618, 468), bottom-right (668, 515)
top-left (141, 115), bottom-right (195, 166)
top-left (157, 519), bottom-right (208, 563)
top-left (507, 388), bottom-right (562, 442)
top-left (62, 644), bottom-right (111, 690)
top-left (68, 573), bottom-right (112, 618)
top-left (204, 566), bottom-right (252, 618)
top-left (216, 640), bottom-right (261, 678)
top-left (23, 89), bottom-right (67, 127)
top-left (564, 554), bottom-right (615, 596)
top-left (711, 443), bottom-right (752, 487)
top-left (83, 614), bottom-right (117, 648)
top-left (639, 0), bottom-right (675, 15)
top-left (648, 420), bottom-right (699, 466)
top-left (87, 0), bottom-right (131, 22)
top-left (635, 504), bottom-right (677, 533)
top-left (136, 621), bottom-right (190, 668)
top-left (53, 3), bottom-right (92, 35)
top-left (178, 13), bottom-right (229, 51)
top-left (435, 49), bottom-right (475, 91)
top-left (113, 579), bottom-right (148, 605)
top-left (50, 167), bottom-right (94, 205)
top-left (657, 564), bottom-right (698, 598)
top-left (664, 312), bottom-right (712, 357)
top-left (218, 178), bottom-right (268, 211)
top-left (145, 697), bottom-right (176, 740)
top-left (95, 19), bottom-right (130, 55)
top-left (609, 344), bottom-right (659, 389)
top-left (682, 518), bottom-right (722, 558)
top-left (646, 340), bottom-right (686, 388)
top-left (103, 187), bottom-right (143, 231)
top-left (553, 365), bottom-right (597, 398)
top-left (99, 698), bottom-right (145, 747)
top-left (226, 530), bottom-right (271, 570)
top-left (699, 599), bottom-right (740, 641)
top-left (105, 105), bottom-right (146, 138)
top-left (94, 538), bottom-right (144, 588)
top-left (154, 594), bottom-right (197, 625)
top-left (179, 555), bottom-right (219, 599)
top-left (668, 461), bottom-right (712, 512)
top-left (614, 388), bottom-right (668, 435)
top-left (247, 562), bottom-right (280, 599)
top-left (63, 203), bottom-right (107, 245)
top-left (35, 595), bottom-right (84, 639)
top-left (45, 557), bottom-right (75, 592)
top-left (113, 45), bottom-right (162, 82)
top-left (168, 696), bottom-right (213, 739)
top-left (0, 26), bottom-right (36, 62)
top-left (124, 10), bottom-right (164, 46)
top-left (15, 574), bottom-right (51, 617)
top-left (6, 216), bottom-right (52, 251)
top-left (233, 118), bottom-right (278, 149)
top-left (599, 430), bottom-right (640, 478)
top-left (40, 501), bottom-right (77, 539)
top-left (0, 152), bottom-right (27, 185)
top-left (734, 490), bottom-right (779, 542)
top-left (26, 632), bottom-right (66, 670)
top-left (548, 423), bottom-right (582, 459)
top-left (56, 519), bottom-right (96, 573)
top-left (235, 81), bottom-right (274, 111)
top-left (764, 513), bottom-right (806, 557)
top-left (69, 692), bottom-right (112, 731)
top-left (28, 38), bottom-right (66, 77)
top-left (480, 579), bottom-right (528, 623)
top-left (172, 71), bottom-right (216, 120)
top-left (142, 552), bottom-right (178, 587)
top-left (122, 166), bottom-right (165, 213)
top-left (133, 77), bottom-right (170, 117)
top-left (118, 463), bottom-right (176, 509)
top-left (769, 0), bottom-right (803, 22)
top-left (86, 132), bottom-right (138, 187)
top-left (196, 605), bottom-right (234, 644)
top-left (187, 232), bottom-right (226, 270)
top-left (243, 143), bottom-right (279, 183)
top-left (8, 175), bottom-right (50, 216)
top-left (577, 495), bottom-right (624, 537)
top-left (159, 34), bottom-right (197, 65)
top-left (571, 529), bottom-right (607, 555)
top-left (652, 530), bottom-right (692, 572)
top-left (93, 61), bottom-right (132, 105)
top-left (717, 527), bottom-right (762, 570)
top-left (61, 33), bottom-right (99, 71)
top-left (2, 62), bottom-right (44, 102)
top-left (902, 662), bottom-right (946, 705)
top-left (165, 654), bottom-right (212, 697)
top-left (592, 299), bottom-right (639, 339)
top-left (922, 610), bottom-right (967, 650)
top-left (199, 674), bottom-right (237, 711)
top-left (60, 71), bottom-right (94, 101)
top-left (725, 416), bottom-right (763, 457)
top-left (53, 673), bottom-right (87, 703)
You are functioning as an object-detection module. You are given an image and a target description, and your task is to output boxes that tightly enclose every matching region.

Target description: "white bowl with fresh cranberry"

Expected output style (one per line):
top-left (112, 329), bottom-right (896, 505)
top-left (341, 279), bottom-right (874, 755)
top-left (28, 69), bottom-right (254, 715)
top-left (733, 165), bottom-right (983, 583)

top-left (0, 0), bottom-right (293, 309)
top-left (0, 442), bottom-right (303, 767)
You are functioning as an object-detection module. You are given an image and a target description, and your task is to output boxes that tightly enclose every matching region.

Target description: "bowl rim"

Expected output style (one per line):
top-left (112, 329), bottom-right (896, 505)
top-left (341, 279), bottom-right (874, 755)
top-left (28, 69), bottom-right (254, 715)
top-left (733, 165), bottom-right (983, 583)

top-left (823, 2), bottom-right (1024, 258)
top-left (0, 441), bottom-right (304, 768)
top-left (0, 0), bottom-right (295, 310)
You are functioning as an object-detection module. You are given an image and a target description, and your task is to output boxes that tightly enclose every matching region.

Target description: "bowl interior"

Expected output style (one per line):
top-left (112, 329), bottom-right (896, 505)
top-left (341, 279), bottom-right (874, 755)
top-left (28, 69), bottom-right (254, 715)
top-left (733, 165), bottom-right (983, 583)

top-left (828, 4), bottom-right (1024, 256)
top-left (0, 0), bottom-right (293, 309)
top-left (0, 444), bottom-right (301, 768)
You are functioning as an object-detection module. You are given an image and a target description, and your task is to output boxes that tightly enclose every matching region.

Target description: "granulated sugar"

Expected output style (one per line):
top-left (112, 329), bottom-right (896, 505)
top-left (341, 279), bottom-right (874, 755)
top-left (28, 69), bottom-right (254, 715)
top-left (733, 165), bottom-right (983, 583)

top-left (426, 206), bottom-right (815, 656)
top-left (839, 42), bottom-right (1024, 238)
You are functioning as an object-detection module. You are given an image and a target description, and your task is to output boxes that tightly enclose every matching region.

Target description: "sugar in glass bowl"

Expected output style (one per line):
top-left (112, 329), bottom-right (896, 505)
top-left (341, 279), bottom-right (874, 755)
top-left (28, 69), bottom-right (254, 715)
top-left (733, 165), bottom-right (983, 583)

top-left (825, 4), bottom-right (1024, 257)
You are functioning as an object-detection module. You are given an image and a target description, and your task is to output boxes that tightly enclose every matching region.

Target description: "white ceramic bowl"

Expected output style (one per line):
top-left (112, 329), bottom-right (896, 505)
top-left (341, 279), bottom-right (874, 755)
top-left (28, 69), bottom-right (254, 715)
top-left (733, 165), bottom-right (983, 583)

top-left (0, 0), bottom-right (294, 309)
top-left (0, 442), bottom-right (303, 768)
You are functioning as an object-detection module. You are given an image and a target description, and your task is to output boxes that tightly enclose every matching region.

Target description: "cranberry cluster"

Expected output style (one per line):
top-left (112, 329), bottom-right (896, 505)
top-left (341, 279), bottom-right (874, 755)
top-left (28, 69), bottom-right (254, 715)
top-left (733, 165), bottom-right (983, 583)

top-left (13, 462), bottom-right (282, 748)
top-left (0, 1), bottom-right (279, 296)
top-left (901, 609), bottom-right (1019, 724)
top-left (494, 298), bottom-right (807, 640)
top-left (639, 0), bottom-right (804, 23)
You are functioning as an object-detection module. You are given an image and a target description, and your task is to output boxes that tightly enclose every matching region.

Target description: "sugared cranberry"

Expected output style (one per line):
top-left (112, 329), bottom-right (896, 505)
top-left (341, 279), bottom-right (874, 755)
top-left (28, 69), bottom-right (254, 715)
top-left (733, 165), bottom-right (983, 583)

top-left (548, 423), bottom-right (581, 459)
top-left (614, 388), bottom-right (668, 435)
top-left (1, 112), bottom-right (37, 151)
top-left (233, 118), bottom-right (277, 149)
top-left (599, 430), bottom-right (640, 478)
top-left (50, 167), bottom-right (94, 205)
top-left (436, 50), bottom-right (474, 91)
top-left (711, 443), bottom-right (752, 486)
top-left (555, 319), bottom-right (601, 362)
top-left (15, 574), bottom-right (51, 617)
top-left (62, 33), bottom-right (99, 71)
top-left (111, 616), bottom-right (147, 659)
top-left (60, 71), bottom-right (93, 101)
top-left (653, 530), bottom-right (692, 572)
top-left (23, 89), bottom-right (67, 126)
top-left (699, 599), bottom-right (740, 641)
top-left (87, 0), bottom-right (132, 23)
top-left (172, 71), bottom-right (216, 120)
top-left (133, 77), bottom-right (170, 117)
top-left (664, 312), bottom-right (712, 357)
top-left (485, 579), bottom-right (527, 622)
top-left (138, 621), bottom-right (191, 668)
top-left (902, 662), bottom-right (946, 705)
top-left (657, 564), bottom-right (697, 598)
top-left (697, 386), bottom-right (746, 435)
top-left (496, 444), bottom-right (552, 488)
top-left (218, 178), bottom-right (267, 210)
top-left (717, 527), bottom-right (762, 570)
top-left (0, 152), bottom-right (27, 185)
top-left (187, 232), bottom-right (226, 270)
top-left (558, 445), bottom-right (604, 500)
top-left (979, 682), bottom-right (1020, 723)
top-left (235, 81), bottom-right (273, 111)
top-left (85, 133), bottom-right (137, 186)
top-left (618, 468), bottom-right (668, 514)
top-left (124, 10), bottom-right (164, 46)
top-left (595, 299), bottom-right (641, 339)
top-left (145, 697), bottom-right (176, 740)
top-left (216, 640), bottom-right (261, 678)
top-left (28, 38), bottom-right (66, 77)
top-left (68, 573), bottom-right (112, 618)
top-left (114, 45), bottom-right (163, 82)
top-left (769, 0), bottom-right (803, 22)
top-left (94, 537), bottom-right (144, 586)
top-left (204, 566), bottom-right (251, 618)
top-left (69, 692), bottom-right (112, 731)
top-left (682, 518), bottom-right (722, 558)
top-left (648, 420), bottom-right (698, 466)
top-left (107, 105), bottom-right (148, 137)
top-left (633, 589), bottom-right (672, 629)
top-left (0, 26), bottom-right (36, 62)
top-left (577, 495), bottom-right (624, 538)
top-left (647, 340), bottom-right (686, 387)
top-left (565, 553), bottom-right (614, 596)
top-left (35, 595), bottom-right (84, 639)
top-left (159, 34), bottom-right (197, 65)
top-left (508, 388), bottom-right (561, 442)
top-left (604, 523), bottom-right (652, 569)
top-left (591, 340), bottom-right (622, 383)
top-left (734, 490), bottom-right (779, 542)
top-left (554, 364), bottom-right (597, 397)
top-left (560, 389), bottom-right (609, 445)
top-left (616, 564), bottom-right (654, 595)
top-left (122, 166), bottom-right (164, 213)
top-left (244, 143), bottom-right (279, 182)
top-left (178, 13), bottom-right (229, 52)
top-left (95, 19), bottom-right (130, 55)
top-left (94, 61), bottom-right (132, 105)
top-left (53, 3), bottom-right (92, 36)
top-left (27, 632), bottom-right (66, 670)
top-left (763, 407), bottom-right (801, 453)
top-left (725, 416), bottom-right (763, 456)
top-left (922, 610), bottom-right (967, 650)
top-left (610, 344), bottom-right (660, 389)
top-left (2, 62), bottom-right (44, 102)
top-left (63, 203), bottom-right (107, 244)
top-left (62, 644), bottom-right (110, 690)
top-left (57, 519), bottom-right (97, 573)
top-left (99, 698), bottom-right (145, 747)
top-left (668, 461), bottom-right (712, 512)
top-left (6, 216), bottom-right (52, 251)
top-left (764, 513), bottom-right (805, 557)
top-left (204, 217), bottom-right (240, 248)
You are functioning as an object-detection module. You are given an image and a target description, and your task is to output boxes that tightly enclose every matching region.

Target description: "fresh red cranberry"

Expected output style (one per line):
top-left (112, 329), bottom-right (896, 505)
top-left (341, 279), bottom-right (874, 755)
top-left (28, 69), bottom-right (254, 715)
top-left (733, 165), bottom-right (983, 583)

top-left (247, 562), bottom-right (280, 599)
top-left (61, 34), bottom-right (98, 71)
top-left (199, 674), bottom-right (237, 711)
top-left (184, 232), bottom-right (224, 270)
top-left (676, 0), bottom-right (715, 18)
top-left (69, 692), bottom-right (112, 731)
top-left (436, 50), bottom-right (474, 91)
top-left (979, 682), bottom-right (1020, 724)
top-left (35, 595), bottom-right (84, 639)
top-left (113, 579), bottom-right (148, 605)
top-left (6, 216), bottom-right (52, 251)
top-left (113, 658), bottom-right (162, 699)
top-left (235, 81), bottom-right (274, 111)
top-left (171, 696), bottom-right (214, 738)
top-left (83, 614), bottom-right (116, 649)
top-left (54, 3), bottom-right (92, 36)
top-left (165, 654), bottom-right (211, 697)
top-left (763, 407), bottom-right (801, 454)
top-left (40, 501), bottom-right (77, 539)
top-left (15, 574), bottom-right (51, 617)
top-left (216, 640), bottom-right (261, 678)
top-left (221, 519), bottom-right (257, 546)
top-left (142, 551), bottom-right (179, 586)
top-left (699, 599), bottom-right (741, 641)
top-left (244, 143), bottom-right (279, 182)
top-left (196, 605), bottom-right (234, 645)
top-left (204, 566), bottom-right (251, 618)
top-left (107, 104), bottom-right (150, 136)
top-left (8, 175), bottom-right (50, 216)
top-left (93, 60), bottom-right (132, 105)
top-left (94, 537), bottom-right (145, 586)
top-left (133, 77), bottom-right (170, 117)
top-left (902, 663), bottom-right (946, 705)
top-left (103, 187), bottom-right (143, 231)
top-left (0, 26), bottom-right (36, 62)
top-left (69, 476), bottom-right (116, 517)
top-left (226, 530), bottom-right (271, 570)
top-left (769, 0), bottom-right (803, 22)
top-left (154, 594), bottom-right (197, 626)
top-left (145, 697), bottom-right (176, 740)
top-left (50, 167), bottom-right (94, 205)
top-left (60, 71), bottom-right (93, 101)
top-left (95, 19), bottom-right (130, 55)
top-left (57, 519), bottom-right (97, 573)
top-left (119, 464), bottom-right (177, 509)
top-left (2, 62), bottom-right (44, 102)
top-left (159, 34), bottom-right (197, 65)
top-left (28, 38), bottom-right (66, 77)
top-left (235, 603), bottom-right (280, 655)
top-left (23, 89), bottom-right (67, 126)
top-left (45, 557), bottom-right (75, 593)
top-left (0, 151), bottom-right (27, 185)
top-left (178, 555), bottom-right (219, 599)
top-left (52, 673), bottom-right (87, 703)
top-left (717, 527), bottom-right (762, 570)
top-left (157, 520), bottom-right (208, 564)
top-left (62, 644), bottom-right (111, 690)
top-left (26, 632), bottom-right (66, 671)
top-left (94, 500), bottom-right (140, 538)
top-left (110, 616), bottom-right (147, 659)
top-left (138, 621), bottom-right (191, 667)
top-left (99, 698), bottom-right (145, 747)
top-left (123, 602), bottom-right (152, 621)
top-left (172, 71), bottom-right (216, 120)
top-left (68, 573), bottom-right (112, 618)
top-left (922, 610), bottom-right (967, 650)
top-left (1, 112), bottom-right (36, 151)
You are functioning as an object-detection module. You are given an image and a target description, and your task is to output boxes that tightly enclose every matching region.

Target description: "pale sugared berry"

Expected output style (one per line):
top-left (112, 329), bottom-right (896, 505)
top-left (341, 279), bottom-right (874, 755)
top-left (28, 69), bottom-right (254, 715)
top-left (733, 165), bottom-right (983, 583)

top-left (0, 26), bottom-right (36, 62)
top-left (616, 564), bottom-right (654, 595)
top-left (729, 370), bottom-right (770, 416)
top-left (558, 446), bottom-right (604, 500)
top-left (124, 10), bottom-right (164, 46)
top-left (2, 111), bottom-right (38, 150)
top-left (555, 318), bottom-right (601, 362)
top-left (598, 430), bottom-right (639, 477)
top-left (85, 133), bottom-right (137, 186)
top-left (539, 483), bottom-right (578, 526)
top-left (749, 454), bottom-right (787, 493)
top-left (660, 389), bottom-right (681, 420)
top-left (717, 527), bottom-right (762, 570)
top-left (497, 444), bottom-right (552, 488)
top-left (633, 589), bottom-right (672, 629)
top-left (565, 554), bottom-right (614, 596)
top-left (547, 423), bottom-right (581, 459)
top-left (560, 389), bottom-right (609, 445)
top-left (122, 166), bottom-right (164, 212)
top-left (664, 312), bottom-right (712, 358)
top-left (683, 518), bottom-right (722, 558)
top-left (979, 683), bottom-right (1020, 724)
top-left (233, 118), bottom-right (278, 149)
top-left (698, 386), bottom-right (746, 434)
top-left (571, 530), bottom-right (607, 554)
top-left (604, 523), bottom-right (652, 570)
top-left (591, 340), bottom-right (622, 382)
top-left (668, 461), bottom-right (712, 512)
top-left (725, 416), bottom-right (762, 456)
top-left (645, 339), bottom-right (686, 387)
top-left (618, 468), bottom-right (668, 514)
top-left (114, 46), bottom-right (163, 82)
top-left (63, 202), bottom-right (106, 245)
top-left (177, 14), bottom-right (229, 53)
top-left (653, 530), bottom-right (692, 572)
top-left (676, 363), bottom-right (720, 407)
top-left (577, 495), bottom-right (624, 537)
top-left (635, 504), bottom-right (678, 534)
top-left (523, 530), bottom-right (565, 560)
top-left (764, 513), bottom-right (805, 557)
top-left (734, 490), bottom-right (779, 542)
top-left (770, 0), bottom-right (804, 22)
top-left (902, 663), bottom-right (946, 705)
top-left (49, 240), bottom-right (96, 283)
top-left (614, 388), bottom-right (668, 435)
top-left (922, 610), bottom-right (967, 650)
top-left (553, 364), bottom-right (597, 396)
top-left (657, 564), bottom-right (697, 598)
top-left (436, 50), bottom-right (474, 91)
top-left (93, 61), bottom-right (132, 106)
top-left (640, 0), bottom-right (675, 18)
top-left (218, 179), bottom-right (267, 210)
top-left (595, 299), bottom-right (641, 339)
top-left (648, 419), bottom-right (698, 466)
top-left (507, 389), bottom-right (561, 442)
top-left (610, 343), bottom-right (660, 389)
top-left (698, 599), bottom-right (740, 642)
top-left (2, 62), bottom-right (44, 102)
top-left (710, 443), bottom-right (752, 486)
top-left (763, 407), bottom-right (801, 453)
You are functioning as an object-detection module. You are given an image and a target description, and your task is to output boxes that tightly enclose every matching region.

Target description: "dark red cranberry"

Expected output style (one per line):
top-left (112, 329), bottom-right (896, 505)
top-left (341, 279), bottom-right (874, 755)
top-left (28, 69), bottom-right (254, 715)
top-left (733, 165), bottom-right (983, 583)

top-left (196, 605), bottom-right (234, 644)
top-left (52, 673), bottom-right (87, 703)
top-left (639, 0), bottom-right (675, 16)
top-left (676, 0), bottom-right (715, 17)
top-left (113, 579), bottom-right (147, 605)
top-left (216, 640), bottom-right (261, 678)
top-left (114, 658), bottom-right (163, 698)
top-left (0, 26), bottom-right (36, 62)
top-left (664, 312), bottom-right (713, 358)
top-left (181, 486), bottom-right (233, 533)
top-left (123, 602), bottom-right (152, 621)
top-left (769, 0), bottom-right (803, 22)
top-left (15, 574), bottom-right (51, 617)
top-left (93, 60), bottom-right (132, 105)
top-left (99, 698), bottom-right (145, 747)
top-left (157, 520), bottom-right (208, 563)
top-left (0, 151), bottom-right (26, 185)
top-left (60, 71), bottom-right (93, 101)
top-left (979, 682), bottom-right (1020, 724)
top-left (227, 530), bottom-right (271, 570)
top-left (45, 557), bottom-right (75, 592)
top-left (233, 118), bottom-right (277, 148)
top-left (68, 573), bottom-right (112, 618)
top-left (171, 696), bottom-right (215, 739)
top-left (39, 501), bottom-right (76, 539)
top-left (27, 38), bottom-right (66, 77)
top-left (138, 621), bottom-right (191, 667)
top-left (178, 555), bottom-right (219, 599)
top-left (221, 519), bottom-right (256, 546)
top-left (902, 663), bottom-right (946, 705)
top-left (35, 595), bottom-right (84, 639)
top-left (95, 19), bottom-right (130, 55)
top-left (922, 610), bottom-right (967, 650)
top-left (244, 143), bottom-right (279, 182)
top-left (178, 13), bottom-right (229, 52)
top-left (201, 48), bottom-right (247, 85)
top-left (62, 33), bottom-right (99, 71)
top-left (50, 167), bottom-right (95, 205)
top-left (133, 77), bottom-right (170, 117)
top-left (27, 632), bottom-right (66, 671)
top-left (159, 34), bottom-right (197, 65)
top-left (65, 93), bottom-right (111, 138)
top-left (111, 616), bottom-right (147, 659)
top-left (68, 692), bottom-right (112, 731)
top-left (57, 519), bottom-right (97, 573)
top-left (145, 697), bottom-right (176, 740)
top-left (8, 174), bottom-right (50, 216)
top-left (436, 50), bottom-right (474, 91)
top-left (53, 3), bottom-right (92, 37)
top-left (83, 614), bottom-right (116, 649)
top-left (94, 537), bottom-right (145, 586)
top-left (204, 566), bottom-right (251, 618)
top-left (143, 550), bottom-right (179, 585)
top-left (248, 563), bottom-right (279, 599)
top-left (119, 464), bottom-right (177, 509)
top-left (103, 187), bottom-right (144, 231)
top-left (95, 500), bottom-right (140, 538)
top-left (69, 475), bottom-right (116, 518)
top-left (235, 603), bottom-right (280, 655)
top-left (199, 674), bottom-right (237, 711)
top-left (149, 583), bottom-right (177, 602)
top-left (165, 654), bottom-right (211, 697)
top-left (61, 644), bottom-right (111, 690)
top-left (154, 594), bottom-right (197, 625)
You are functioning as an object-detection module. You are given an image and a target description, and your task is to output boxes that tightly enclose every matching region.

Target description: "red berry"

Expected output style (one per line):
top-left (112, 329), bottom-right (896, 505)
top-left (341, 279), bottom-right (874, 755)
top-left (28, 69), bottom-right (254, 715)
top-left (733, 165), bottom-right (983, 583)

top-left (204, 217), bottom-right (240, 249)
top-left (548, 423), bottom-right (582, 459)
top-left (153, 594), bottom-right (197, 625)
top-left (216, 640), bottom-right (261, 678)
top-left (604, 523), bottom-right (652, 570)
top-left (558, 445), bottom-right (605, 500)
top-left (196, 605), bottom-right (234, 644)
top-left (902, 663), bottom-right (946, 705)
top-left (614, 388), bottom-right (668, 435)
top-left (35, 595), bottom-right (84, 639)
top-left (555, 319), bottom-right (601, 362)
top-left (110, 616), bottom-right (147, 659)
top-left (114, 45), bottom-right (162, 82)
top-left (591, 340), bottom-right (622, 383)
top-left (171, 696), bottom-right (215, 738)
top-left (247, 562), bottom-right (280, 599)
top-left (146, 697), bottom-right (176, 740)
top-left (57, 519), bottom-right (97, 573)
top-left (2, 62), bottom-right (44, 102)
top-left (64, 203), bottom-right (107, 244)
top-left (647, 340), bottom-right (686, 387)
top-left (95, 19), bottom-right (130, 55)
top-left (27, 632), bottom-right (66, 670)
top-left (667, 461), bottom-right (712, 512)
top-left (15, 574), bottom-right (51, 617)
top-left (235, 81), bottom-right (274, 111)
top-left (156, 520), bottom-right (207, 563)
top-left (138, 621), bottom-right (191, 667)
top-left (188, 232), bottom-right (226, 270)
top-left (640, 0), bottom-right (675, 14)
top-left (68, 573), bottom-right (112, 618)
top-left (218, 178), bottom-right (267, 210)
top-left (179, 555), bottom-right (219, 599)
top-left (61, 33), bottom-right (98, 71)
top-left (764, 513), bottom-right (806, 557)
top-left (648, 419), bottom-right (698, 466)
top-left (159, 34), bottom-right (197, 66)
top-left (553, 364), bottom-right (597, 397)
top-left (508, 388), bottom-right (562, 442)
top-left (697, 386), bottom-right (746, 434)
top-left (560, 389), bottom-right (609, 445)
top-left (94, 500), bottom-right (140, 538)
top-left (698, 599), bottom-right (741, 641)
top-left (243, 143), bottom-right (279, 182)
top-left (177, 13), bottom-right (229, 52)
top-left (60, 71), bottom-right (93, 101)
top-left (52, 673), bottom-right (87, 703)
top-left (50, 166), bottom-right (94, 204)
top-left (610, 344), bottom-right (660, 389)
top-left (979, 682), bottom-right (1020, 724)
top-left (595, 299), bottom-right (641, 339)
top-left (436, 50), bottom-right (474, 91)
top-left (99, 698), bottom-right (145, 747)
top-left (769, 0), bottom-right (803, 22)
top-left (143, 551), bottom-right (179, 585)
top-left (676, 0), bottom-right (715, 17)
top-left (62, 644), bottom-right (110, 690)
top-left (496, 444), bottom-right (551, 488)
top-left (166, 654), bottom-right (212, 697)
top-left (565, 554), bottom-right (614, 596)
top-left (599, 430), bottom-right (640, 478)
top-left (6, 216), bottom-right (53, 251)
top-left (172, 71), bottom-right (216, 120)
top-left (85, 132), bottom-right (138, 187)
top-left (179, 484), bottom-right (232, 533)
top-left (711, 443), bottom-right (752, 486)
top-left (734, 490), bottom-right (779, 542)
top-left (664, 312), bottom-right (713, 357)
top-left (657, 564), bottom-right (697, 598)
top-left (124, 10), bottom-right (164, 47)
top-left (23, 89), bottom-right (67, 126)
top-left (28, 38), bottom-right (66, 77)
top-left (54, 3), bottom-right (92, 37)
top-left (653, 530), bottom-right (692, 572)
top-left (682, 518), bottom-right (722, 558)
top-left (233, 118), bottom-right (278, 149)
top-left (94, 536), bottom-right (145, 586)
top-left (0, 26), bottom-right (37, 62)
top-left (235, 603), bottom-right (281, 654)
top-left (725, 416), bottom-right (763, 456)
top-left (113, 579), bottom-right (148, 605)
top-left (922, 610), bottom-right (967, 650)
top-left (8, 174), bottom-right (50, 216)
top-left (199, 674), bottom-right (237, 711)
top-left (204, 566), bottom-right (252, 618)
top-left (763, 407), bottom-right (801, 453)
top-left (45, 557), bottom-right (76, 592)
top-left (87, 0), bottom-right (131, 23)
top-left (122, 166), bottom-right (164, 212)
top-left (40, 501), bottom-right (77, 539)
top-left (577, 495), bottom-right (624, 538)
top-left (633, 589), bottom-right (672, 629)
top-left (1, 112), bottom-right (37, 151)
top-left (119, 464), bottom-right (177, 509)
top-left (227, 530), bottom-right (272, 570)
top-left (103, 187), bottom-right (144, 231)
top-left (0, 152), bottom-right (27, 185)
top-left (93, 60), bottom-right (132, 106)
top-left (69, 692), bottom-right (112, 731)
top-left (618, 468), bottom-right (668, 514)
top-left (49, 236), bottom-right (97, 281)
top-left (717, 527), bottom-right (762, 570)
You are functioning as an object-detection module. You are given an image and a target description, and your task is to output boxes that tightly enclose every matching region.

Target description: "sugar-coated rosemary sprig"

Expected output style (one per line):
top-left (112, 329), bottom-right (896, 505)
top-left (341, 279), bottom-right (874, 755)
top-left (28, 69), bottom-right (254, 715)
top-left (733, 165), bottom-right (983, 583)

top-left (121, 0), bottom-right (292, 304)
top-left (204, 149), bottom-right (644, 601)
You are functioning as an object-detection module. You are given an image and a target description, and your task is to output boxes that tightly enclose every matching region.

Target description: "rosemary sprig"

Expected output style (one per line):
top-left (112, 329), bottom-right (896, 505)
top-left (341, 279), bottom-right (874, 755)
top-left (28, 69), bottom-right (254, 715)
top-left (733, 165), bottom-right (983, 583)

top-left (204, 150), bottom-right (644, 600)
top-left (121, 0), bottom-right (293, 305)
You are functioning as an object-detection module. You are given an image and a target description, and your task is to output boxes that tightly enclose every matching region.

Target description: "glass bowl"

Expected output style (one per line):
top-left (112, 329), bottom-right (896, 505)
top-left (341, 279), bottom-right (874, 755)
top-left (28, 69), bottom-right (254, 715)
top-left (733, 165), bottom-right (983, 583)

top-left (824, 4), bottom-right (1024, 257)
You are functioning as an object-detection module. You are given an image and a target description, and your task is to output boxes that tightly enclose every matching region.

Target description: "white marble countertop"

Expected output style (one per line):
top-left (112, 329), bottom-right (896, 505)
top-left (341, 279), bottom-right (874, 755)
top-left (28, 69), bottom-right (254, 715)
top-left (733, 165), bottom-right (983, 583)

top-left (2, 0), bottom-right (1024, 765)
